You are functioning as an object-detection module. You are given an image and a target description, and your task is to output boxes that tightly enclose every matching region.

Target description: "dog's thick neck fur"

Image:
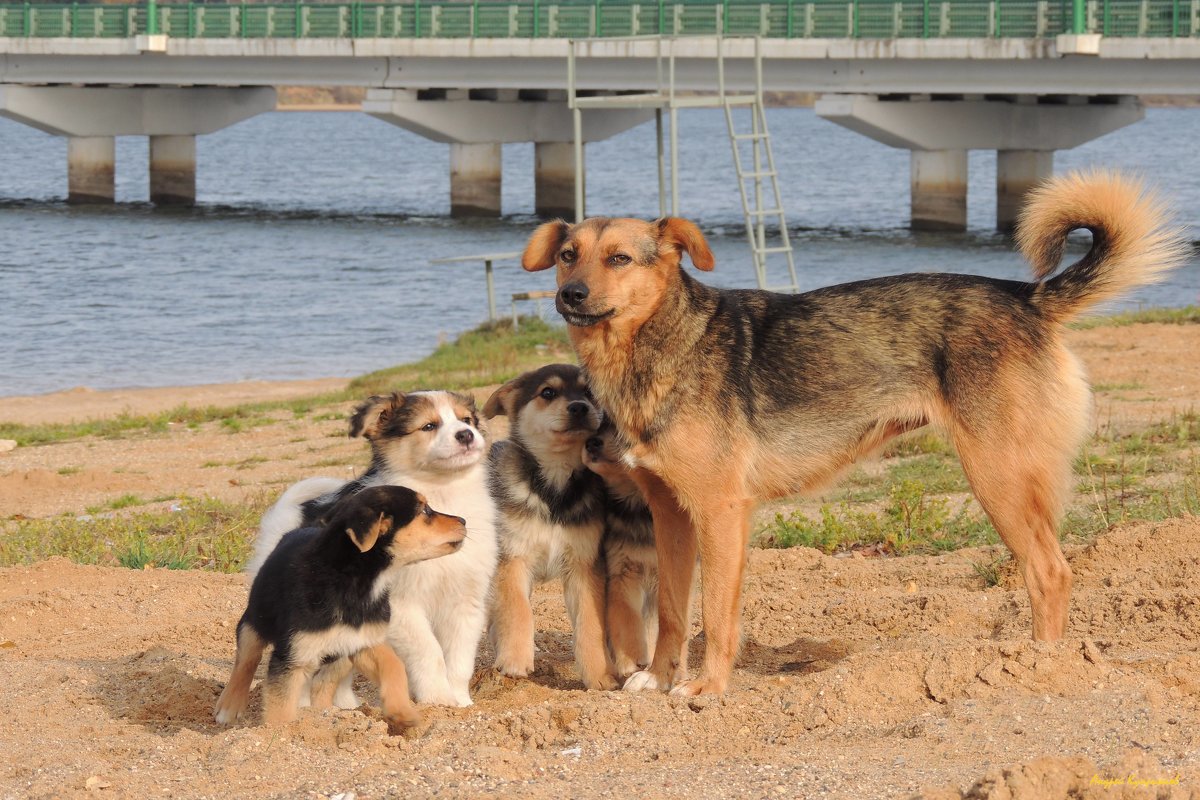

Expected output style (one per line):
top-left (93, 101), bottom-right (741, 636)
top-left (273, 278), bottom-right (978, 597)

top-left (503, 415), bottom-right (605, 525)
top-left (574, 269), bottom-right (717, 447)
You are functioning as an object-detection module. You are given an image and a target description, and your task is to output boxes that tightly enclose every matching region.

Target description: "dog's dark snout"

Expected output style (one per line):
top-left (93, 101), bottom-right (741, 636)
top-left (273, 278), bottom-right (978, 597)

top-left (559, 281), bottom-right (589, 308)
top-left (455, 429), bottom-right (475, 446)
top-left (567, 401), bottom-right (591, 419)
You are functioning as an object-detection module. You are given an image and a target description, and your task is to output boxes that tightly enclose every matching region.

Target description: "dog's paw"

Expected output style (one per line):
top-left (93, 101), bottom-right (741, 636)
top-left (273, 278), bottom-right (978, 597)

top-left (493, 654), bottom-right (534, 679)
top-left (622, 670), bottom-right (663, 693)
top-left (583, 672), bottom-right (620, 691)
top-left (333, 686), bottom-right (362, 710)
top-left (450, 689), bottom-right (474, 708)
top-left (214, 706), bottom-right (241, 725)
top-left (668, 677), bottom-right (726, 697)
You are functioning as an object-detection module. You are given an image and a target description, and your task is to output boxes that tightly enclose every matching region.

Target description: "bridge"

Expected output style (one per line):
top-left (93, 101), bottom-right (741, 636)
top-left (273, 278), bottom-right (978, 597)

top-left (2, 1), bottom-right (1199, 228)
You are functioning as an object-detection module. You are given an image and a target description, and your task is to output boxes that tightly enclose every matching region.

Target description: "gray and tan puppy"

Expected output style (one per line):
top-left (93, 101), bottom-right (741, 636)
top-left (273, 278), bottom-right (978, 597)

top-left (584, 420), bottom-right (658, 680)
top-left (485, 363), bottom-right (613, 689)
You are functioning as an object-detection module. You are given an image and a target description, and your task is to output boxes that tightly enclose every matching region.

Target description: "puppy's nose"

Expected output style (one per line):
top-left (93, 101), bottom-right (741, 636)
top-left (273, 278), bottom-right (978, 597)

top-left (559, 281), bottom-right (589, 308)
top-left (455, 429), bottom-right (475, 446)
top-left (567, 402), bottom-right (591, 419)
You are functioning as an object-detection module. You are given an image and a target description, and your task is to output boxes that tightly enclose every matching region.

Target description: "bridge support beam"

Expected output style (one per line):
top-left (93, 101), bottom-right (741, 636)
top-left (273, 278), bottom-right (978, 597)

top-left (815, 94), bottom-right (1143, 232)
top-left (911, 150), bottom-right (967, 232)
top-left (364, 89), bottom-right (651, 218)
top-left (0, 85), bottom-right (275, 206)
top-left (67, 136), bottom-right (115, 205)
top-left (535, 142), bottom-right (578, 220)
top-left (450, 143), bottom-right (502, 218)
top-left (997, 150), bottom-right (1054, 232)
top-left (149, 135), bottom-right (197, 206)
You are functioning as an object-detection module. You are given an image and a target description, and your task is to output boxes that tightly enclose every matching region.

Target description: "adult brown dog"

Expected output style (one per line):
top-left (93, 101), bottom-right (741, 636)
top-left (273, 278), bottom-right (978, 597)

top-left (520, 172), bottom-right (1188, 697)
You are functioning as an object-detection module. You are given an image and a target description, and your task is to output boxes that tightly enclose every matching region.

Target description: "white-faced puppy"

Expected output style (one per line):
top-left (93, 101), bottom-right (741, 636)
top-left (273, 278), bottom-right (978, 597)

top-left (584, 420), bottom-right (659, 680)
top-left (214, 486), bottom-right (466, 732)
top-left (485, 363), bottom-right (613, 689)
top-left (248, 390), bottom-right (498, 708)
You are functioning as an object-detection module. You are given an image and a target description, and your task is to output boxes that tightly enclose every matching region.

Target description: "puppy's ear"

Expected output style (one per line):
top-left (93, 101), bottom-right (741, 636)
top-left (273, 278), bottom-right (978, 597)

top-left (349, 393), bottom-right (404, 439)
top-left (657, 218), bottom-right (715, 271)
top-left (464, 395), bottom-right (492, 441)
top-left (346, 512), bottom-right (391, 553)
top-left (522, 220), bottom-right (569, 272)
top-left (482, 380), bottom-right (518, 419)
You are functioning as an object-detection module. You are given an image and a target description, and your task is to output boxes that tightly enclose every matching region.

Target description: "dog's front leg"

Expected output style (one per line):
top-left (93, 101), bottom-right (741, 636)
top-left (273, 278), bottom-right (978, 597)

top-left (433, 591), bottom-right (489, 706)
top-left (670, 495), bottom-right (754, 697)
top-left (624, 471), bottom-right (695, 693)
top-left (490, 555), bottom-right (536, 678)
top-left (387, 601), bottom-right (457, 706)
top-left (563, 529), bottom-right (618, 690)
top-left (353, 644), bottom-right (422, 733)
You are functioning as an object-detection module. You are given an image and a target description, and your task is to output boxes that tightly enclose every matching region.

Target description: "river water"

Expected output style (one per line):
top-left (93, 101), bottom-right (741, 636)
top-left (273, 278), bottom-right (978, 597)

top-left (1, 107), bottom-right (1197, 397)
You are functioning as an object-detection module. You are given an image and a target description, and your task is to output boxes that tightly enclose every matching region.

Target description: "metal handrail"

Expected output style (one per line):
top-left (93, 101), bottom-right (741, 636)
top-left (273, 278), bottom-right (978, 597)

top-left (0, 0), bottom-right (1193, 39)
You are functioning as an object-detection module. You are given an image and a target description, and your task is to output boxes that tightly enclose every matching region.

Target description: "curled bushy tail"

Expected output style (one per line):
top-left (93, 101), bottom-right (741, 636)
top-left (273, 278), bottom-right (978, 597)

top-left (1017, 170), bottom-right (1191, 320)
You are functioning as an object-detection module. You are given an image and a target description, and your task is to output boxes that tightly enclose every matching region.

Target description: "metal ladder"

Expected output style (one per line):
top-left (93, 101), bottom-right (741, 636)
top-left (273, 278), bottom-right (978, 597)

top-left (718, 38), bottom-right (799, 293)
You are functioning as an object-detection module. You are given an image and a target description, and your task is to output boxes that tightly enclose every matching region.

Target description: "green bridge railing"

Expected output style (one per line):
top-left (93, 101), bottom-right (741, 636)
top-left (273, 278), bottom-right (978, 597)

top-left (0, 0), bottom-right (1196, 39)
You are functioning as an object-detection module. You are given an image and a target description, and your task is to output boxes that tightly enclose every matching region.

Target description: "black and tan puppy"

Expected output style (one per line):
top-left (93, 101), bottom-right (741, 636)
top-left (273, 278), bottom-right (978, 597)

top-left (584, 420), bottom-right (658, 680)
top-left (484, 363), bottom-right (613, 689)
top-left (214, 485), bottom-right (467, 730)
top-left (521, 171), bottom-right (1188, 697)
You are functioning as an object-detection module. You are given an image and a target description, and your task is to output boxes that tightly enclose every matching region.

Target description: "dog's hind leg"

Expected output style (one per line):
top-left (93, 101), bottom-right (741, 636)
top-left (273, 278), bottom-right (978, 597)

top-left (625, 471), bottom-right (695, 693)
top-left (310, 657), bottom-right (355, 709)
top-left (606, 552), bottom-right (651, 678)
top-left (948, 357), bottom-right (1087, 641)
top-left (214, 623), bottom-right (266, 724)
top-left (353, 644), bottom-right (422, 733)
top-left (563, 545), bottom-right (618, 690)
top-left (491, 556), bottom-right (537, 680)
top-left (263, 654), bottom-right (314, 725)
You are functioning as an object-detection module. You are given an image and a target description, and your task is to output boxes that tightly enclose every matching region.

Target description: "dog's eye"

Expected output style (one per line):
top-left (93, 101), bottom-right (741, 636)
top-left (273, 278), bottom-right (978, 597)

top-left (421, 422), bottom-right (438, 432)
top-left (461, 416), bottom-right (473, 425)
top-left (610, 253), bottom-right (632, 266)
top-left (559, 249), bottom-right (576, 264)
top-left (423, 505), bottom-right (433, 518)
top-left (540, 387), bottom-right (558, 401)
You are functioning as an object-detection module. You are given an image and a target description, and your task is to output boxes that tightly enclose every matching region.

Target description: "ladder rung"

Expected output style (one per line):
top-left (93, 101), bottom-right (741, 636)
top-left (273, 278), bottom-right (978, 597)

top-left (755, 246), bottom-right (793, 255)
top-left (747, 208), bottom-right (784, 216)
top-left (738, 170), bottom-right (776, 179)
top-left (732, 132), bottom-right (769, 141)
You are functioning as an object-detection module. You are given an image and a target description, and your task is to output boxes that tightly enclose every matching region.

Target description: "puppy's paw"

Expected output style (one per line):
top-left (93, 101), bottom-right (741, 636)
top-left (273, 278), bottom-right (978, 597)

top-left (668, 677), bottom-right (726, 697)
top-left (493, 652), bottom-right (534, 679)
top-left (412, 685), bottom-right (460, 707)
top-left (622, 670), bottom-right (663, 693)
top-left (384, 710), bottom-right (423, 736)
top-left (582, 672), bottom-right (620, 691)
top-left (333, 686), bottom-right (362, 710)
top-left (450, 689), bottom-right (474, 708)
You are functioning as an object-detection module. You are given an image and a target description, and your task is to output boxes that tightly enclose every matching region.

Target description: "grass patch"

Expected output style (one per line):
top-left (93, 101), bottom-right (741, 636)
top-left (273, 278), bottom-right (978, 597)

top-left (350, 316), bottom-right (573, 396)
top-left (0, 495), bottom-right (265, 572)
top-left (1071, 305), bottom-right (1200, 330)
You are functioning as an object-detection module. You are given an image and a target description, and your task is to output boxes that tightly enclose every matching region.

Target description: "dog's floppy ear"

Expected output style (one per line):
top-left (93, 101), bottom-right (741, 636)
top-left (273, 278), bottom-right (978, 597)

top-left (522, 220), bottom-right (569, 272)
top-left (349, 393), bottom-right (404, 439)
top-left (346, 512), bottom-right (391, 553)
top-left (483, 379), bottom-right (519, 419)
top-left (657, 217), bottom-right (715, 271)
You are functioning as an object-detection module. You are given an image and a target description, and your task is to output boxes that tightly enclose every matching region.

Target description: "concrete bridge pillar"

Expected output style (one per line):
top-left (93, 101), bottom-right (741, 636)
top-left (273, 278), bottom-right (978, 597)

top-left (450, 143), bottom-right (502, 217)
top-left (67, 136), bottom-right (116, 205)
top-left (996, 150), bottom-right (1054, 232)
top-left (0, 85), bottom-right (275, 206)
top-left (364, 89), bottom-right (651, 218)
top-left (534, 142), bottom-right (578, 219)
top-left (814, 94), bottom-right (1144, 233)
top-left (910, 150), bottom-right (967, 232)
top-left (149, 135), bottom-right (197, 206)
